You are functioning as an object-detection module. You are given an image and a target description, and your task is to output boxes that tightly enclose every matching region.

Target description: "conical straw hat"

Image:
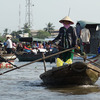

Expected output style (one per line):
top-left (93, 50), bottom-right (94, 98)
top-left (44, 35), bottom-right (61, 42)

top-left (6, 35), bottom-right (12, 38)
top-left (59, 16), bottom-right (74, 24)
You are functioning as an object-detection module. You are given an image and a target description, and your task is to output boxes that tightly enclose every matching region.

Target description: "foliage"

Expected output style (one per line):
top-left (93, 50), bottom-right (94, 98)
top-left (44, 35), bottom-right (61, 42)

top-left (21, 23), bottom-right (32, 37)
top-left (17, 30), bottom-right (23, 34)
top-left (11, 30), bottom-right (22, 38)
top-left (11, 31), bottom-right (17, 38)
top-left (44, 22), bottom-right (55, 34)
top-left (22, 23), bottom-right (31, 33)
top-left (4, 28), bottom-right (8, 33)
top-left (1, 22), bottom-right (55, 41)
top-left (3, 28), bottom-right (9, 37)
top-left (0, 36), bottom-right (6, 42)
top-left (12, 38), bottom-right (19, 43)
top-left (34, 30), bottom-right (51, 39)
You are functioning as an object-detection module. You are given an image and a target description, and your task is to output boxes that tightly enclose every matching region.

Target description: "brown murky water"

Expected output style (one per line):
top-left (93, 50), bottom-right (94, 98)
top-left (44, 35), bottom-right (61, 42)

top-left (0, 59), bottom-right (100, 100)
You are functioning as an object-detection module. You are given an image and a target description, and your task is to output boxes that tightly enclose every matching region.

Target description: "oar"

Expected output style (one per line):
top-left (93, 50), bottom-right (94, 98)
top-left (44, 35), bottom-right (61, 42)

top-left (73, 48), bottom-right (100, 67)
top-left (72, 51), bottom-right (100, 73)
top-left (42, 53), bottom-right (46, 72)
top-left (0, 47), bottom-right (75, 75)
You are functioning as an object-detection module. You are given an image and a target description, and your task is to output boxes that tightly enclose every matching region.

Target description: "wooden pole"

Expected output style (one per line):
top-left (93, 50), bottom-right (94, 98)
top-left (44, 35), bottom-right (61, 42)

top-left (42, 53), bottom-right (46, 72)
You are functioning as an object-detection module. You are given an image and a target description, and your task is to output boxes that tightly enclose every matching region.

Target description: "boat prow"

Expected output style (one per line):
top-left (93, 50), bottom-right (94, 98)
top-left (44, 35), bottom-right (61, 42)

top-left (0, 54), bottom-right (16, 68)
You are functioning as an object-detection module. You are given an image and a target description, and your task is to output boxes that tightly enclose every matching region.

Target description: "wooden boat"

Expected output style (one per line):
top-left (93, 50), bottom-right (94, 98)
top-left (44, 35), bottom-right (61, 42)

top-left (0, 54), bottom-right (16, 68)
top-left (15, 51), bottom-right (57, 63)
top-left (40, 62), bottom-right (100, 86)
top-left (16, 37), bottom-right (57, 62)
top-left (89, 55), bottom-right (100, 67)
top-left (74, 54), bottom-right (96, 60)
top-left (73, 54), bottom-right (100, 67)
top-left (1, 54), bottom-right (16, 60)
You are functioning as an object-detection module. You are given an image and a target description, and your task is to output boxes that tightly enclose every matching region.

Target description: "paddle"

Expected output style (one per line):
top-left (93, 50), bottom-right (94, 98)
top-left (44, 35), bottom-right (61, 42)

top-left (42, 53), bottom-right (46, 72)
top-left (0, 47), bottom-right (75, 75)
top-left (71, 48), bottom-right (100, 66)
top-left (72, 51), bottom-right (100, 74)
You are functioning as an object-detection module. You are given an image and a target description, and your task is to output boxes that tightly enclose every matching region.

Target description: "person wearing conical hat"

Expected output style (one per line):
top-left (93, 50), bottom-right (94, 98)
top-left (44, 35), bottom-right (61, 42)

top-left (6, 35), bottom-right (13, 54)
top-left (50, 16), bottom-right (77, 63)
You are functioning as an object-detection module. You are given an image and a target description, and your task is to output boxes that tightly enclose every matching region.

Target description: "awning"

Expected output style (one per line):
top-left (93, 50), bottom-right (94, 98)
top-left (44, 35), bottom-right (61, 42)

top-left (77, 20), bottom-right (100, 29)
top-left (19, 37), bottom-right (33, 42)
top-left (19, 37), bottom-right (48, 43)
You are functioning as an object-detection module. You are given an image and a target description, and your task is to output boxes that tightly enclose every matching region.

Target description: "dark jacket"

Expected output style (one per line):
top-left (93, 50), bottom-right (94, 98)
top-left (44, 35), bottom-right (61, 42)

top-left (53, 26), bottom-right (77, 49)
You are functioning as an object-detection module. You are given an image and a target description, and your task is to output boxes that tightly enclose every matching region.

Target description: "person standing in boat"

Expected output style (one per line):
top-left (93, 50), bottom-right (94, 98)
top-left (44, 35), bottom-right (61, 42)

top-left (49, 16), bottom-right (77, 62)
top-left (6, 35), bottom-right (13, 54)
top-left (80, 26), bottom-right (90, 54)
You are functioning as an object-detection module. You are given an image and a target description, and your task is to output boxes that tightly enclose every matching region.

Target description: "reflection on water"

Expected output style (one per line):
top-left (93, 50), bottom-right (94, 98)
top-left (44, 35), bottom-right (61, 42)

top-left (46, 85), bottom-right (100, 95)
top-left (0, 59), bottom-right (100, 100)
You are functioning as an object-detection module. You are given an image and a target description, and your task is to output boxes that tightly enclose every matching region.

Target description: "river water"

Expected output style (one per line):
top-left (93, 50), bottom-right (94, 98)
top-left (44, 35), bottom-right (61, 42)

top-left (0, 59), bottom-right (100, 100)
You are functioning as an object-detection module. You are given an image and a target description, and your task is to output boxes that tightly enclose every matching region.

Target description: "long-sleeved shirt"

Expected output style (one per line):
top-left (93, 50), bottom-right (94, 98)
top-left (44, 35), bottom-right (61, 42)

top-left (80, 28), bottom-right (90, 43)
top-left (53, 26), bottom-right (77, 49)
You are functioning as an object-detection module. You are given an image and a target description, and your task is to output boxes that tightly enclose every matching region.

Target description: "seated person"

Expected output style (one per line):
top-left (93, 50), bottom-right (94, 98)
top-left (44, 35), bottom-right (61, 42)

top-left (23, 45), bottom-right (32, 53)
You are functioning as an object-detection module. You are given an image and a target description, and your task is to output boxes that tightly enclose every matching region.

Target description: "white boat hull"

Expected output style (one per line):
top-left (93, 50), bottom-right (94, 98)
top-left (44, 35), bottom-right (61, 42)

top-left (0, 60), bottom-right (14, 68)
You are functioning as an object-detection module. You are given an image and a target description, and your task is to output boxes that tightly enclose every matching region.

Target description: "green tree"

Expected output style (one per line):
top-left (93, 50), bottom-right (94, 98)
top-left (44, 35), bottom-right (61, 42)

top-left (0, 36), bottom-right (6, 42)
top-left (0, 33), bottom-right (2, 36)
top-left (12, 38), bottom-right (19, 43)
top-left (22, 23), bottom-right (30, 33)
top-left (11, 30), bottom-right (21, 38)
top-left (17, 30), bottom-right (22, 34)
top-left (44, 22), bottom-right (55, 34)
top-left (22, 23), bottom-right (32, 37)
top-left (3, 28), bottom-right (9, 36)
top-left (34, 30), bottom-right (51, 39)
top-left (11, 31), bottom-right (17, 38)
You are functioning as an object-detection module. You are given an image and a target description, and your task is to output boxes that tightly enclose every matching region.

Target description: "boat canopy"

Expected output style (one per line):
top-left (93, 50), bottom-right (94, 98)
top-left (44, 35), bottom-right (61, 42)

top-left (19, 37), bottom-right (48, 43)
top-left (77, 20), bottom-right (100, 29)
top-left (33, 38), bottom-right (48, 43)
top-left (19, 37), bottom-right (33, 42)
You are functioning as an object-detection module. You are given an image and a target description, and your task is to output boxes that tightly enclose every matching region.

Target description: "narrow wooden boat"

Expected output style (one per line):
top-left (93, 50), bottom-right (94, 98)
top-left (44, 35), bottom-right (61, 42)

top-left (40, 62), bottom-right (100, 86)
top-left (0, 54), bottom-right (16, 60)
top-left (16, 37), bottom-right (56, 62)
top-left (73, 54), bottom-right (100, 68)
top-left (89, 55), bottom-right (100, 67)
top-left (15, 52), bottom-right (56, 62)
top-left (0, 54), bottom-right (16, 68)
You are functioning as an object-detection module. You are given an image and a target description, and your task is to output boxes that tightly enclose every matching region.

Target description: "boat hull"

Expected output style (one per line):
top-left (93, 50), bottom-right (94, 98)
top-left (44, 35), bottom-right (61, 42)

top-left (0, 60), bottom-right (14, 68)
top-left (16, 52), bottom-right (56, 62)
top-left (0, 54), bottom-right (16, 60)
top-left (0, 54), bottom-right (16, 68)
top-left (40, 62), bottom-right (99, 86)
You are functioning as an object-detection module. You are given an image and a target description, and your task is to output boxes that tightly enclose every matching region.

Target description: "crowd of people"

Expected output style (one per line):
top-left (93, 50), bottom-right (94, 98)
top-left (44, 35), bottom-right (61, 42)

top-left (0, 36), bottom-right (55, 55)
top-left (0, 16), bottom-right (91, 64)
